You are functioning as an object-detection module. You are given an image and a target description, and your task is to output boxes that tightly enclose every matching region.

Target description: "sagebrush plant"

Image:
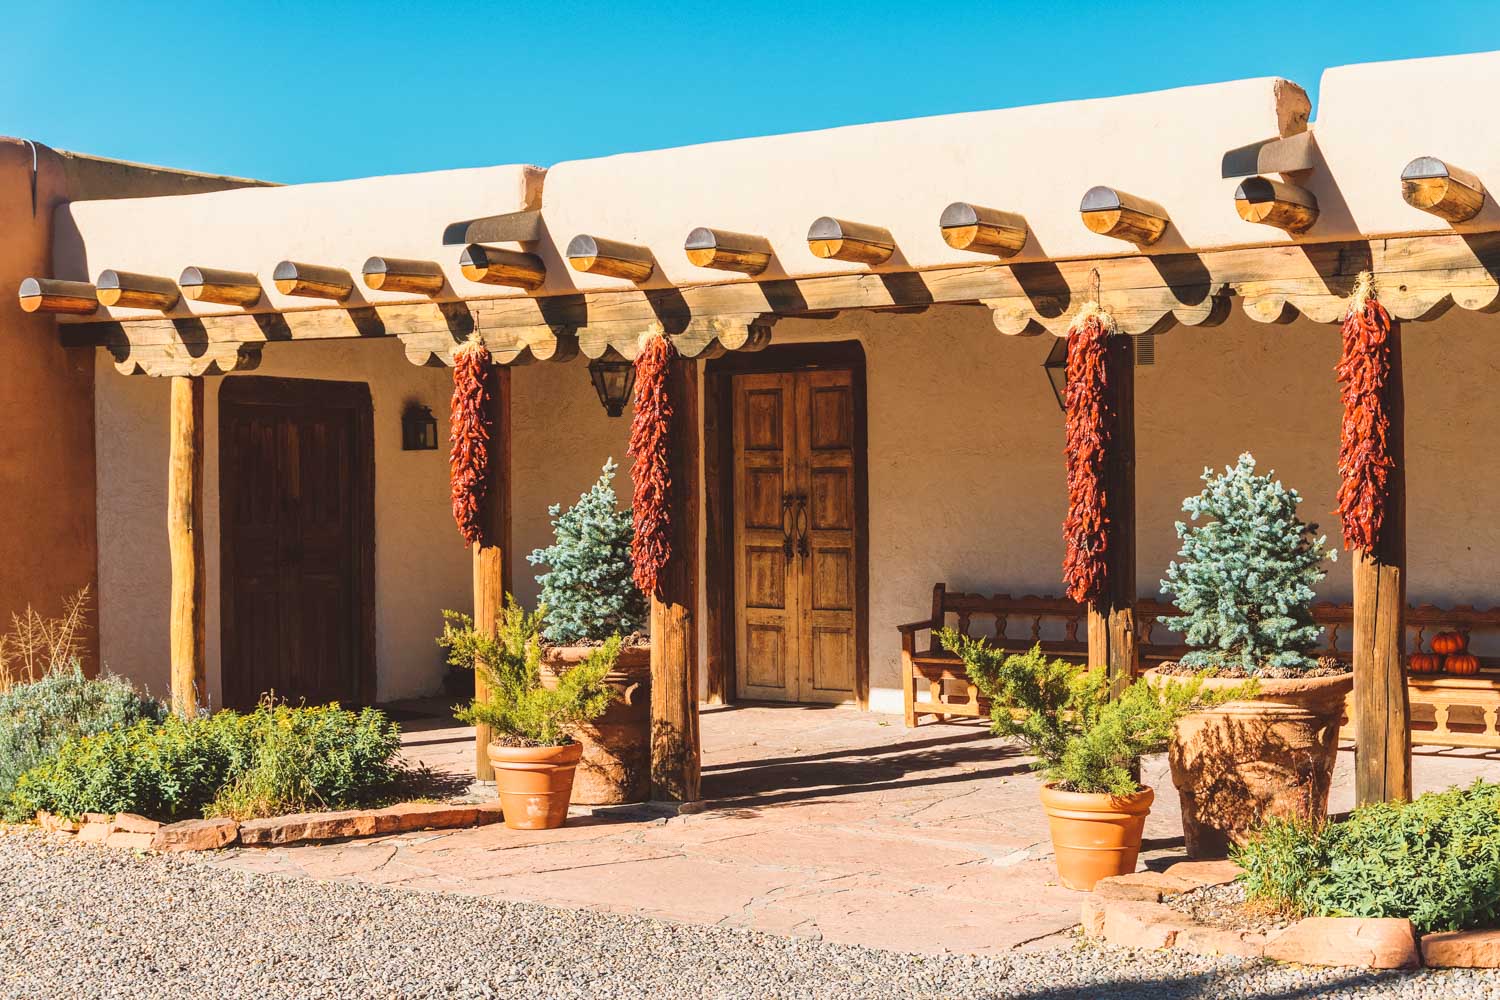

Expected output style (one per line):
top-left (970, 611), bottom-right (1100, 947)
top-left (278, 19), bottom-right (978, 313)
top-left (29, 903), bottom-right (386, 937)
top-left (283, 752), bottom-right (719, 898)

top-left (6, 702), bottom-right (400, 822)
top-left (527, 459), bottom-right (646, 644)
top-left (938, 635), bottom-right (1239, 795)
top-left (0, 666), bottom-right (165, 806)
top-left (1235, 780), bottom-right (1500, 934)
top-left (0, 588), bottom-right (92, 690)
top-left (440, 600), bottom-right (618, 747)
top-left (1160, 453), bottom-right (1335, 673)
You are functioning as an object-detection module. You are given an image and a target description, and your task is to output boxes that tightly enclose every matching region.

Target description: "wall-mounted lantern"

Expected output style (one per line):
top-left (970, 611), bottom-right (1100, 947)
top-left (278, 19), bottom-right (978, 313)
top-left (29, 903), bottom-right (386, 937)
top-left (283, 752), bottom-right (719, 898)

top-left (1043, 338), bottom-right (1068, 411)
top-left (588, 357), bottom-right (636, 418)
top-left (401, 403), bottom-right (438, 451)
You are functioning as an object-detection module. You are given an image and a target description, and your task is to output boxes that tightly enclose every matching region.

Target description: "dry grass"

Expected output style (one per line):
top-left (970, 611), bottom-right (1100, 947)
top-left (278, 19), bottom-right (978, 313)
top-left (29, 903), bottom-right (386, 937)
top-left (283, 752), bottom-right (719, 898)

top-left (0, 588), bottom-right (90, 692)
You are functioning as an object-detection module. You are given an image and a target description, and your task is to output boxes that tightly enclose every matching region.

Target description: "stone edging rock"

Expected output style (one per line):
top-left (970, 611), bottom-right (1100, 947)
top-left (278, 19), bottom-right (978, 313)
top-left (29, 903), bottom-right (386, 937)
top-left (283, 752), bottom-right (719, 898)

top-left (1082, 861), bottom-right (1500, 970)
top-left (36, 801), bottom-right (503, 852)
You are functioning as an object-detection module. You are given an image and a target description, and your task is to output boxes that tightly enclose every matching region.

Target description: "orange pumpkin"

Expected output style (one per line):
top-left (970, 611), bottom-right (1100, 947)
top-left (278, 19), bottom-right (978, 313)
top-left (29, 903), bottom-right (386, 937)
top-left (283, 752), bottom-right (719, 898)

top-left (1445, 652), bottom-right (1482, 675)
top-left (1408, 652), bottom-right (1444, 674)
top-left (1431, 631), bottom-right (1468, 655)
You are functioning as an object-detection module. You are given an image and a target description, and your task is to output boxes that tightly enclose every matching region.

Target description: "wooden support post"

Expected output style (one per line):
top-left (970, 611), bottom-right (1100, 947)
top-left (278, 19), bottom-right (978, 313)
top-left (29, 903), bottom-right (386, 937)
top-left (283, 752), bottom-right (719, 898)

top-left (471, 363), bottom-right (513, 782)
top-left (1353, 323), bottom-right (1412, 805)
top-left (1087, 334), bottom-right (1137, 696)
top-left (168, 376), bottom-right (205, 716)
top-left (651, 356), bottom-right (701, 802)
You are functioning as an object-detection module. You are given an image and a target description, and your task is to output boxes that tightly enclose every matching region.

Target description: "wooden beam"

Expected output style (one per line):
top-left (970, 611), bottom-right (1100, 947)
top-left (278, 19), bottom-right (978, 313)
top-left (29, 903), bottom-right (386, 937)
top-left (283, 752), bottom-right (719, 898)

top-left (273, 260), bottom-right (354, 300)
top-left (442, 209), bottom-right (543, 247)
top-left (18, 277), bottom-right (97, 315)
top-left (939, 202), bottom-right (1028, 257)
top-left (1353, 322), bottom-right (1412, 806)
top-left (363, 256), bottom-right (445, 296)
top-left (1401, 157), bottom-right (1486, 224)
top-left (566, 235), bottom-right (655, 282)
top-left (168, 375), bottom-right (205, 716)
top-left (650, 356), bottom-right (701, 802)
top-left (1221, 131), bottom-right (1319, 178)
top-left (1080, 187), bottom-right (1169, 245)
top-left (684, 227), bottom-right (772, 274)
top-left (179, 267), bottom-right (262, 307)
top-left (703, 368), bottom-right (733, 706)
top-left (471, 362), bottom-right (512, 782)
top-left (459, 244), bottom-right (546, 290)
top-left (96, 270), bottom-right (179, 311)
top-left (1235, 177), bottom-right (1319, 234)
top-left (806, 217), bottom-right (894, 265)
top-left (1086, 333), bottom-right (1136, 696)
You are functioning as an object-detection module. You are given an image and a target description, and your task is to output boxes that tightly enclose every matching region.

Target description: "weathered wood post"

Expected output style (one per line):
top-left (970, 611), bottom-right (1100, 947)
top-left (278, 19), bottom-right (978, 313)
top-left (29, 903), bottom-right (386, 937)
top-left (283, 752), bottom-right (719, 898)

top-left (1352, 322), bottom-right (1411, 805)
top-left (472, 363), bottom-right (512, 782)
top-left (650, 355), bottom-right (701, 801)
top-left (168, 375), bottom-right (205, 716)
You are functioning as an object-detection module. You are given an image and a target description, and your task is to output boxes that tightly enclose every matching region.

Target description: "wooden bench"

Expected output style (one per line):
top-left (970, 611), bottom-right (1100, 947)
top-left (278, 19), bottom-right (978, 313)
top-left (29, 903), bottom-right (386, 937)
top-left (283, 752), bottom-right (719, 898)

top-left (899, 583), bottom-right (1500, 749)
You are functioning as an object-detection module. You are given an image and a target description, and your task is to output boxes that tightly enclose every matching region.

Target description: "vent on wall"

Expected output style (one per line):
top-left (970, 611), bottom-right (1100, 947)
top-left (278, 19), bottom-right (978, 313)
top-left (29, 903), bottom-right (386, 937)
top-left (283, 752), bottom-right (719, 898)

top-left (1133, 334), bottom-right (1156, 366)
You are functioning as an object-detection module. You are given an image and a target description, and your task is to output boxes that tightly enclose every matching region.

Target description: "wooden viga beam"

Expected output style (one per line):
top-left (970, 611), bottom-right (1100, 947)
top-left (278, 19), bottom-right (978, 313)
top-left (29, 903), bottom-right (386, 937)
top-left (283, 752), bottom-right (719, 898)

top-left (18, 277), bottom-right (97, 315)
top-left (273, 261), bottom-right (354, 300)
top-left (363, 256), bottom-right (445, 296)
top-left (459, 244), bottom-right (546, 290)
top-left (806, 217), bottom-right (894, 264)
top-left (939, 202), bottom-right (1028, 257)
top-left (96, 270), bottom-right (180, 311)
top-left (1234, 176), bottom-right (1319, 234)
top-left (566, 235), bottom-right (655, 282)
top-left (1402, 157), bottom-right (1486, 224)
top-left (683, 227), bottom-right (772, 274)
top-left (179, 267), bottom-right (262, 307)
top-left (1079, 187), bottom-right (1169, 245)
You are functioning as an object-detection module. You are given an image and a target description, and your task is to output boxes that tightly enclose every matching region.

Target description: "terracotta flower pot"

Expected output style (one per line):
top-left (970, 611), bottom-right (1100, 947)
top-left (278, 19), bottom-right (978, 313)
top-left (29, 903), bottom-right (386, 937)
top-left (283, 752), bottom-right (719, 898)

top-left (487, 741), bottom-right (583, 830)
top-left (1147, 668), bottom-right (1354, 858)
top-left (540, 643), bottom-right (652, 805)
top-left (1038, 782), bottom-right (1154, 891)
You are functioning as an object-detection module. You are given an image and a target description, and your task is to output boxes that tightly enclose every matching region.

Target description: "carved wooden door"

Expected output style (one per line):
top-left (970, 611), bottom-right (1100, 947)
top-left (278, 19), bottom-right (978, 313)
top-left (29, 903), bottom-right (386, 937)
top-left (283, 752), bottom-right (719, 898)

top-left (732, 369), bottom-right (858, 703)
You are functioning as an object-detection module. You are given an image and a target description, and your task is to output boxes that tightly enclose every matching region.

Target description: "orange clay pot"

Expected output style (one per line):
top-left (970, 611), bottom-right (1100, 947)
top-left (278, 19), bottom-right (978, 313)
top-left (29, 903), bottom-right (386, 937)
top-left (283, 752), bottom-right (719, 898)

top-left (487, 741), bottom-right (583, 830)
top-left (1038, 782), bottom-right (1154, 891)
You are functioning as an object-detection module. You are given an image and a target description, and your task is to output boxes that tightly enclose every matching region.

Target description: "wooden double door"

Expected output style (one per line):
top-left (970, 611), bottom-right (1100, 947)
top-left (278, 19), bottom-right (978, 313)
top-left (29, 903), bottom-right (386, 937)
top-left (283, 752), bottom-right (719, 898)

top-left (733, 368), bottom-right (861, 704)
top-left (219, 377), bottom-right (374, 710)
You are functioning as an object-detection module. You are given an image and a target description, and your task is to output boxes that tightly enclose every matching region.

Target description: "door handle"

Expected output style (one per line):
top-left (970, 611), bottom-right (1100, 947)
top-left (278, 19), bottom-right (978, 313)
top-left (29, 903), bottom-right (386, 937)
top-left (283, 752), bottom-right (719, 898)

top-left (793, 493), bottom-right (810, 560)
top-left (781, 495), bottom-right (796, 560)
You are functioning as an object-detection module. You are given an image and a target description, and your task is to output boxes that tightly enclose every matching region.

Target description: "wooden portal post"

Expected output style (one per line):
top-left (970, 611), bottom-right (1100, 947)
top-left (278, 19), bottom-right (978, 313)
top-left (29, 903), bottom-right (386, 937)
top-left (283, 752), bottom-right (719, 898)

top-left (1353, 324), bottom-right (1412, 805)
top-left (472, 364), bottom-right (513, 782)
top-left (168, 375), bottom-right (206, 716)
top-left (650, 356), bottom-right (702, 802)
top-left (1087, 334), bottom-right (1137, 695)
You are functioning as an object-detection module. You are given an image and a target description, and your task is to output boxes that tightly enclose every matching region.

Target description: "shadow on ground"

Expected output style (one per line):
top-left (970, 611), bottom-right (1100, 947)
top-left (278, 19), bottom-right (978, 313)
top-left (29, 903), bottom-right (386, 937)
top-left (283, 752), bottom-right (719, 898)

top-left (994, 966), bottom-right (1421, 1000)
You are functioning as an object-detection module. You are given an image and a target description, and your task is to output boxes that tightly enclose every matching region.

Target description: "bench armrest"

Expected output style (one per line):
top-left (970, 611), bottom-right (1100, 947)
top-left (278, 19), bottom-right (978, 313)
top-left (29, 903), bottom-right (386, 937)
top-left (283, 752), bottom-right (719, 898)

top-left (895, 619), bottom-right (938, 634)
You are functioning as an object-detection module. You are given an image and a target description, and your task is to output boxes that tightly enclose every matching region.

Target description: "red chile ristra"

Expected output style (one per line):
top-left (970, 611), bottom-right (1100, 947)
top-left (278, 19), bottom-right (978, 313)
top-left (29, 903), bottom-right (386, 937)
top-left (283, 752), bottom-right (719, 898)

top-left (1335, 272), bottom-right (1395, 556)
top-left (449, 338), bottom-right (493, 546)
top-left (629, 331), bottom-right (677, 597)
top-left (1061, 305), bottom-right (1118, 605)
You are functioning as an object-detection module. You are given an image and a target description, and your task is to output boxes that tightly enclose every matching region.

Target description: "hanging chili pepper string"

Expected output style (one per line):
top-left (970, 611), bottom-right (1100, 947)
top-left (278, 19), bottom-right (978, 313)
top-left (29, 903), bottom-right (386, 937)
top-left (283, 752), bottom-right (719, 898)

top-left (629, 330), bottom-right (677, 597)
top-left (1061, 302), bottom-right (1117, 605)
top-left (1334, 271), bottom-right (1395, 556)
top-left (449, 336), bottom-right (493, 546)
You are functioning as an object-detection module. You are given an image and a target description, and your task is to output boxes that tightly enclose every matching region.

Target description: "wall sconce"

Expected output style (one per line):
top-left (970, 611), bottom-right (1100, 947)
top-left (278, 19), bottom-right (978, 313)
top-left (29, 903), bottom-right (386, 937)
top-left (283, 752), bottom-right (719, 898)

top-left (588, 357), bottom-right (636, 418)
top-left (401, 403), bottom-right (438, 451)
top-left (1042, 334), bottom-right (1155, 412)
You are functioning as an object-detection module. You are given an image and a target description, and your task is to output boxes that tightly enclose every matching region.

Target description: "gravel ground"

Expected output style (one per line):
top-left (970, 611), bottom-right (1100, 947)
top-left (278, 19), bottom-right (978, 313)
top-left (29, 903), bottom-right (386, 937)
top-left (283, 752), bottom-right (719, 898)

top-left (3, 828), bottom-right (1499, 999)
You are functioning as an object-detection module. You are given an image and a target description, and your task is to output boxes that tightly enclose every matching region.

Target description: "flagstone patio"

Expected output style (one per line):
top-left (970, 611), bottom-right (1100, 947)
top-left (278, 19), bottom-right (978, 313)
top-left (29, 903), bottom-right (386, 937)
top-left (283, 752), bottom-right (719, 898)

top-left (208, 702), bottom-right (1500, 956)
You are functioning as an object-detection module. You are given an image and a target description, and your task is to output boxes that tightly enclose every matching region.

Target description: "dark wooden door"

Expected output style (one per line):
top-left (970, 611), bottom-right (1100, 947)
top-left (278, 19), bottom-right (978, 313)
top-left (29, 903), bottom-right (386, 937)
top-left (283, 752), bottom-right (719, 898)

top-left (220, 377), bottom-right (374, 710)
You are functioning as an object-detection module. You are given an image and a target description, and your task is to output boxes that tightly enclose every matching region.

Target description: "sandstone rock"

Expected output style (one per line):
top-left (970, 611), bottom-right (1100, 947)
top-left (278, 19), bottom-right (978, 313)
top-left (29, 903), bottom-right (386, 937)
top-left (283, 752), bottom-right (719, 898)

top-left (111, 813), bottom-right (161, 835)
top-left (1100, 900), bottom-right (1194, 950)
top-left (151, 818), bottom-right (239, 853)
top-left (104, 831), bottom-right (155, 851)
top-left (35, 811), bottom-right (78, 834)
top-left (1263, 917), bottom-right (1420, 969)
top-left (81, 812), bottom-right (113, 827)
top-left (1080, 898), bottom-right (1106, 939)
top-left (1421, 928), bottom-right (1500, 968)
top-left (239, 810), bottom-right (378, 846)
top-left (76, 822), bottom-right (111, 843)
top-left (371, 802), bottom-right (480, 835)
top-left (1175, 925), bottom-right (1267, 958)
top-left (1162, 859), bottom-right (1244, 888)
top-left (1094, 871), bottom-right (1201, 902)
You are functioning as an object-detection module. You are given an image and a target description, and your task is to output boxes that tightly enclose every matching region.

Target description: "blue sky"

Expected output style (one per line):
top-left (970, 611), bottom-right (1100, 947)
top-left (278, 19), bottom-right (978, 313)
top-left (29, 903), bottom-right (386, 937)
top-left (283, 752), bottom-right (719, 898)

top-left (5, 1), bottom-right (1496, 184)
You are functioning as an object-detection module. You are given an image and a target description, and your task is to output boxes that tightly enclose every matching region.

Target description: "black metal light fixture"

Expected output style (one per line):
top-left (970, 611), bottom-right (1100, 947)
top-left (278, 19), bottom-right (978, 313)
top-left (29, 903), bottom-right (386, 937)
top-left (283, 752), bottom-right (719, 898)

top-left (1043, 337), bottom-right (1068, 411)
top-left (401, 402), bottom-right (438, 450)
top-left (588, 356), bottom-right (636, 417)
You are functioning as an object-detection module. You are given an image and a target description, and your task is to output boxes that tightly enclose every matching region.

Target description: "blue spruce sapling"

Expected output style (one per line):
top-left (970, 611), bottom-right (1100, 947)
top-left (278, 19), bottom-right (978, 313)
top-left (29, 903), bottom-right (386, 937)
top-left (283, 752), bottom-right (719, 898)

top-left (1159, 453), bottom-right (1335, 673)
top-left (528, 459), bottom-right (647, 645)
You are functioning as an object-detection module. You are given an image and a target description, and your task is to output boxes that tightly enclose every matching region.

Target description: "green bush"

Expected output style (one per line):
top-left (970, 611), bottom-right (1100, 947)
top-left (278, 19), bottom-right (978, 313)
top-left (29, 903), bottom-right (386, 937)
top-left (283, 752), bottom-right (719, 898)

top-left (440, 601), bottom-right (618, 747)
top-left (0, 666), bottom-right (165, 808)
top-left (1235, 780), bottom-right (1500, 934)
top-left (7, 703), bottom-right (401, 822)
top-left (937, 637), bottom-right (1235, 795)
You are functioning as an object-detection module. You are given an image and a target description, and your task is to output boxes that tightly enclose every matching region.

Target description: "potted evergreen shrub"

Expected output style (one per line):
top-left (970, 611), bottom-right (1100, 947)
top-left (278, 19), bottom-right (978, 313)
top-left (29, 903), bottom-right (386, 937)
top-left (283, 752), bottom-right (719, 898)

top-left (939, 637), bottom-right (1223, 890)
top-left (527, 458), bottom-right (651, 804)
top-left (1152, 453), bottom-right (1351, 858)
top-left (441, 601), bottom-right (619, 830)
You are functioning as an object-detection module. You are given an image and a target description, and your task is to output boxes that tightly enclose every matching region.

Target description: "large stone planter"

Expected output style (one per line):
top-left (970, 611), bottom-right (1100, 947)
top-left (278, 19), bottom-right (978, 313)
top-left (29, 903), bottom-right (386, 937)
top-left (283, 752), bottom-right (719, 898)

top-left (541, 643), bottom-right (651, 805)
top-left (1147, 669), bottom-right (1354, 858)
top-left (1039, 782), bottom-right (1154, 891)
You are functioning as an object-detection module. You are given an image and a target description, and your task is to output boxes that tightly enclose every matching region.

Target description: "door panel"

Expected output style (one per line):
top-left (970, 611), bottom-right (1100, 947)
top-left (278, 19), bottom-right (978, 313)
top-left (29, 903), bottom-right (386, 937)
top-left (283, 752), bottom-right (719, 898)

top-left (733, 368), bottom-right (860, 704)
